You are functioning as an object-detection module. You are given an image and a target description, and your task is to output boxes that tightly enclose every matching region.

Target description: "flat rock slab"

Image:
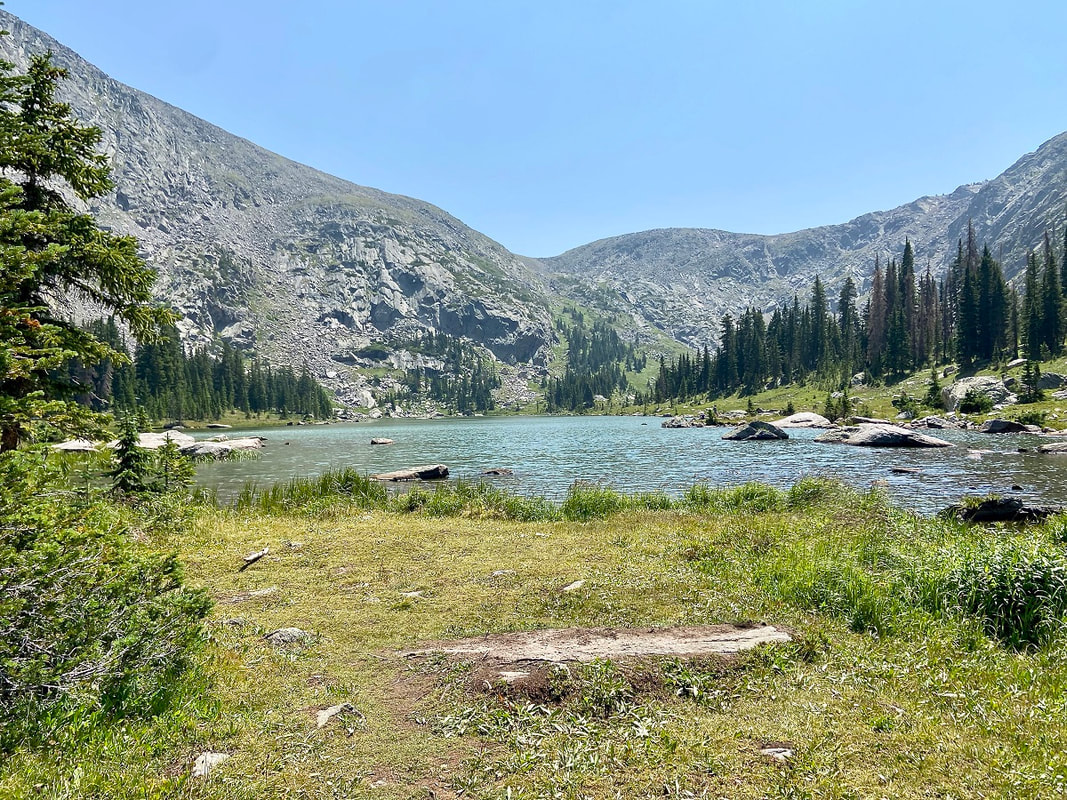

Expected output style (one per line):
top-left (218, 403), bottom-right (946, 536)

top-left (772, 412), bottom-right (833, 428)
top-left (402, 624), bottom-right (790, 664)
top-left (815, 423), bottom-right (952, 448)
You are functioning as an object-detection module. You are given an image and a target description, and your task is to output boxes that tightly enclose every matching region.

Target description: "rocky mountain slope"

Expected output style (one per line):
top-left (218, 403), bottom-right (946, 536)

top-left (0, 10), bottom-right (554, 406)
top-left (539, 133), bottom-right (1067, 348)
top-left (2, 10), bottom-right (1066, 396)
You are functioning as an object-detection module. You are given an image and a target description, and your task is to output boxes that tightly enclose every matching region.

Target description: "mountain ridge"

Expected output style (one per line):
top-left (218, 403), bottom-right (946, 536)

top-left (2, 10), bottom-right (1066, 396)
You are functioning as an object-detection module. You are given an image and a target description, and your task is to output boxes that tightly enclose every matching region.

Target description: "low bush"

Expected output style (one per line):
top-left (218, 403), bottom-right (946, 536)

top-left (0, 453), bottom-right (211, 749)
top-left (937, 541), bottom-right (1067, 648)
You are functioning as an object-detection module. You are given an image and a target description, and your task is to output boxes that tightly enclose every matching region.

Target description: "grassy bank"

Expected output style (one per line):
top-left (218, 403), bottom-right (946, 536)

top-left (4, 478), bottom-right (1067, 798)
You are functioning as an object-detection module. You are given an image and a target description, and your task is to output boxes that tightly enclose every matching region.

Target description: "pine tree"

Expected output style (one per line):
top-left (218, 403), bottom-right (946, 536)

top-left (0, 55), bottom-right (172, 448)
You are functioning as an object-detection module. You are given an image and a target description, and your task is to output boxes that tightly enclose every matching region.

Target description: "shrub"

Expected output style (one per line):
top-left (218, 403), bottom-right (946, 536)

top-left (0, 453), bottom-right (211, 748)
top-left (938, 542), bottom-right (1067, 648)
top-left (958, 388), bottom-right (994, 414)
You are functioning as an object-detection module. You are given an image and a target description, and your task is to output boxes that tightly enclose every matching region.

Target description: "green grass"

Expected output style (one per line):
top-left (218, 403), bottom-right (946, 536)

top-left (6, 480), bottom-right (1067, 797)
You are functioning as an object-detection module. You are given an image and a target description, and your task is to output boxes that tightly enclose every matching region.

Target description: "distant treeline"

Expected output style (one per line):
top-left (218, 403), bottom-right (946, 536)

top-left (652, 222), bottom-right (1067, 401)
top-left (74, 320), bottom-right (334, 421)
top-left (384, 332), bottom-right (500, 413)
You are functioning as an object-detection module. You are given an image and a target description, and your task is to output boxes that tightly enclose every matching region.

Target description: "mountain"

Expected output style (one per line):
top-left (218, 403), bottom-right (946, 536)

top-left (2, 10), bottom-right (1066, 399)
top-left (540, 133), bottom-right (1067, 347)
top-left (0, 10), bottom-right (554, 407)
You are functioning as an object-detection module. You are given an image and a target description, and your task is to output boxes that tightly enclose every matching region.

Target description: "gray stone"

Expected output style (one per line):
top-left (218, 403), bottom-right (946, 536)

top-left (1038, 441), bottom-right (1067, 454)
top-left (722, 421), bottom-right (788, 441)
top-left (941, 376), bottom-right (1016, 412)
top-left (815, 423), bottom-right (953, 448)
top-left (1038, 372), bottom-right (1067, 390)
top-left (941, 497), bottom-right (1063, 523)
top-left (979, 419), bottom-right (1041, 434)
top-left (51, 438), bottom-right (98, 452)
top-left (772, 412), bottom-right (833, 428)
top-left (372, 464), bottom-right (449, 481)
top-left (661, 415), bottom-right (703, 428)
top-left (1007, 357), bottom-right (1027, 368)
top-left (264, 627), bottom-right (313, 646)
top-left (908, 415), bottom-right (961, 429)
top-left (370, 437), bottom-right (394, 445)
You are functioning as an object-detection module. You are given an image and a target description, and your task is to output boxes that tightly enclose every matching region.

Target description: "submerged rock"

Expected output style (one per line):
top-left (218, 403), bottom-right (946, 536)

top-left (722, 421), bottom-right (788, 441)
top-left (815, 423), bottom-right (953, 448)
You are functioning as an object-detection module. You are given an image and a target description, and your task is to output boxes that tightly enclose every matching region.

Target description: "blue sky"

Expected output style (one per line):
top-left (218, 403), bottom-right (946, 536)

top-left (10, 1), bottom-right (1067, 257)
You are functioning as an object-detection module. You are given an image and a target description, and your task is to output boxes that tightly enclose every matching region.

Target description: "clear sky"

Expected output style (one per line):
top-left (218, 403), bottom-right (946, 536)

top-left (9, 1), bottom-right (1067, 257)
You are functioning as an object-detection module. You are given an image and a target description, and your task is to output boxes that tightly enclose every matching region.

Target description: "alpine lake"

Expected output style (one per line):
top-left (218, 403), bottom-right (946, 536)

top-left (192, 415), bottom-right (1067, 515)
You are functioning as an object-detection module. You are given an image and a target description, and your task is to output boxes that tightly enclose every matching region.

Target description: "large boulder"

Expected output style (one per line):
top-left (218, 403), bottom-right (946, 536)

top-left (773, 412), bottom-right (833, 428)
top-left (815, 423), bottom-right (953, 448)
top-left (722, 421), bottom-right (788, 441)
top-left (1038, 372), bottom-right (1067, 390)
top-left (979, 419), bottom-right (1041, 434)
top-left (372, 464), bottom-right (449, 481)
top-left (941, 376), bottom-right (1016, 412)
top-left (1037, 441), bottom-right (1067, 454)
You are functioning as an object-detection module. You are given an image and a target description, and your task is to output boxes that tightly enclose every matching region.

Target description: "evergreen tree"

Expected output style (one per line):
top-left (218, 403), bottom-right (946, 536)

top-left (0, 53), bottom-right (172, 449)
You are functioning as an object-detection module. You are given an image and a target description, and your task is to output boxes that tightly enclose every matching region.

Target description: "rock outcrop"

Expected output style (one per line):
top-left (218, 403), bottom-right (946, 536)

top-left (941, 376), bottom-right (1016, 412)
top-left (815, 423), bottom-right (953, 448)
top-left (0, 10), bottom-right (553, 410)
top-left (722, 421), bottom-right (788, 441)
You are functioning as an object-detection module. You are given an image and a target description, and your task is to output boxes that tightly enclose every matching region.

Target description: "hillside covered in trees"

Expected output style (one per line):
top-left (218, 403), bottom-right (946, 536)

top-left (76, 320), bottom-right (334, 422)
top-left (651, 222), bottom-right (1067, 403)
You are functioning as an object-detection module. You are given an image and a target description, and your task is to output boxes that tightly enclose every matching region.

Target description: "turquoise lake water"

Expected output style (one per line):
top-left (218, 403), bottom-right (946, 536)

top-left (191, 415), bottom-right (1067, 515)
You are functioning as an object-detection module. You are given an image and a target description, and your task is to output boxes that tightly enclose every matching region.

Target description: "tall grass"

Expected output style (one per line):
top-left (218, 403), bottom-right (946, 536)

top-left (225, 468), bottom-right (857, 524)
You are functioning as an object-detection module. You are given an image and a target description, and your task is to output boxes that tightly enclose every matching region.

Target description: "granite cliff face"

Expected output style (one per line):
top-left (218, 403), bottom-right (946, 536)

top-left (0, 11), bottom-right (553, 406)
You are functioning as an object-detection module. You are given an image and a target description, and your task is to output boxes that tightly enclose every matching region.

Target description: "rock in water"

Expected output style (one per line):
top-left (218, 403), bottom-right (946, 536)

top-left (772, 412), bottom-right (833, 428)
top-left (722, 421), bottom-right (788, 441)
top-left (371, 464), bottom-right (449, 481)
top-left (814, 423), bottom-right (953, 448)
top-left (979, 419), bottom-right (1041, 434)
top-left (661, 415), bottom-right (703, 428)
top-left (370, 438), bottom-right (395, 445)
